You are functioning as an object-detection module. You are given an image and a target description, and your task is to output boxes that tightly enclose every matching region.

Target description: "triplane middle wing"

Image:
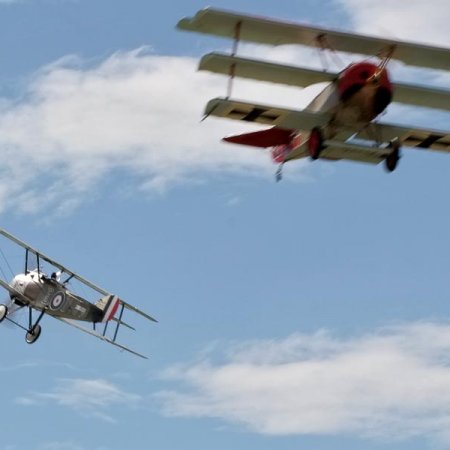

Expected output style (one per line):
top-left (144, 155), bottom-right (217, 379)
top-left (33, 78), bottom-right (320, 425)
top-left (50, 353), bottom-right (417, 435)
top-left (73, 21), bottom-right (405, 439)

top-left (0, 228), bottom-right (157, 359)
top-left (178, 8), bottom-right (450, 179)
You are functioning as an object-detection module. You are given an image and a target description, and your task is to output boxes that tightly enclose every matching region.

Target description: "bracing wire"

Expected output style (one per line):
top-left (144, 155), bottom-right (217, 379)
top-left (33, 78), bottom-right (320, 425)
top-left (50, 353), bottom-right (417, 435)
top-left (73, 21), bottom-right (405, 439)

top-left (0, 246), bottom-right (14, 278)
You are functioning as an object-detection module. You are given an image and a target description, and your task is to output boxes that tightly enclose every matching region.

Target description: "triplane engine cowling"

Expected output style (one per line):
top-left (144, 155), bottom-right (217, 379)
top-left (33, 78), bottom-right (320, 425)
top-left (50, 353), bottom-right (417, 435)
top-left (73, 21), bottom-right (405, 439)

top-left (338, 62), bottom-right (393, 116)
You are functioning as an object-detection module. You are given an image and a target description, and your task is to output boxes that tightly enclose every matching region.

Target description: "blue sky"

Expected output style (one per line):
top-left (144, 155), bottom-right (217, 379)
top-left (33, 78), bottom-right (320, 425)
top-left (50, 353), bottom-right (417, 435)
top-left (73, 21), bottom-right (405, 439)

top-left (0, 0), bottom-right (449, 449)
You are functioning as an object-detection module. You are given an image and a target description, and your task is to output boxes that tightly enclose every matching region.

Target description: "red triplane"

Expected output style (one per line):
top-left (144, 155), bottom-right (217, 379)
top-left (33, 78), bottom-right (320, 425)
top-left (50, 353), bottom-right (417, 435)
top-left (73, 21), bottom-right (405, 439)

top-left (178, 8), bottom-right (450, 180)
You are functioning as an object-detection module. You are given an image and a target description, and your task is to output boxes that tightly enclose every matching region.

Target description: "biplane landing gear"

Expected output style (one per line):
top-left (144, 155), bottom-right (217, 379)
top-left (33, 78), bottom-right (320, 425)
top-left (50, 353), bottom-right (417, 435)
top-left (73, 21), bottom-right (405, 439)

top-left (385, 140), bottom-right (401, 172)
top-left (25, 324), bottom-right (41, 344)
top-left (0, 304), bottom-right (8, 323)
top-left (24, 307), bottom-right (45, 344)
top-left (308, 127), bottom-right (324, 160)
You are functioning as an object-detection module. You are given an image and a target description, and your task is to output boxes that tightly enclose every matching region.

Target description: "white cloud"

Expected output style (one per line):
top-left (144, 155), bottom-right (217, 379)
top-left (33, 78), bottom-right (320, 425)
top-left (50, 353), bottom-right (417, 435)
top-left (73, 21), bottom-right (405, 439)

top-left (337, 0), bottom-right (450, 46)
top-left (2, 2), bottom-right (447, 216)
top-left (156, 322), bottom-right (450, 442)
top-left (0, 48), bottom-right (317, 216)
top-left (16, 378), bottom-right (140, 422)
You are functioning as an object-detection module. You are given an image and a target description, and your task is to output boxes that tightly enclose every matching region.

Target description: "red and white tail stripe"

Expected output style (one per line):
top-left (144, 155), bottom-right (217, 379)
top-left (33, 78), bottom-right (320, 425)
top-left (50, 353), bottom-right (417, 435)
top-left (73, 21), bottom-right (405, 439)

top-left (100, 295), bottom-right (120, 322)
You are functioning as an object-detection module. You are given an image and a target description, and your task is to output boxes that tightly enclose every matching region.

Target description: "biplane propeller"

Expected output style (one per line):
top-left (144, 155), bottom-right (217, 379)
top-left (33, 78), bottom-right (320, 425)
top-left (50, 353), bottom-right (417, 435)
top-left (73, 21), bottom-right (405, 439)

top-left (178, 8), bottom-right (450, 180)
top-left (0, 229), bottom-right (157, 359)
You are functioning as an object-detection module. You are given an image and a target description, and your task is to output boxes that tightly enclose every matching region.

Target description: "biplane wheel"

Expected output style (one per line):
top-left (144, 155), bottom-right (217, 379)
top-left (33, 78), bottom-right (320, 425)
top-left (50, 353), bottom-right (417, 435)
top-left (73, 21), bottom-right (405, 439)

top-left (25, 324), bottom-right (42, 344)
top-left (385, 140), bottom-right (401, 172)
top-left (308, 127), bottom-right (324, 160)
top-left (0, 304), bottom-right (7, 323)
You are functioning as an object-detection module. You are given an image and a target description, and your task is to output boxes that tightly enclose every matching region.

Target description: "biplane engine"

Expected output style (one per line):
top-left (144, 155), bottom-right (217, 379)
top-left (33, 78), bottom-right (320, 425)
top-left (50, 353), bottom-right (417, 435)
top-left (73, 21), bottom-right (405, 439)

top-left (10, 272), bottom-right (51, 306)
top-left (10, 273), bottom-right (32, 304)
top-left (338, 62), bottom-right (393, 116)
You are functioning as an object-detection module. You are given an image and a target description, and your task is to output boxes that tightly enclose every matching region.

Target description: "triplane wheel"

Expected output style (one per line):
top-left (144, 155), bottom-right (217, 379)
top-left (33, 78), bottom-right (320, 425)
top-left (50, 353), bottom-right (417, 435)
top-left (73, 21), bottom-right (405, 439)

top-left (385, 140), bottom-right (401, 172)
top-left (25, 324), bottom-right (42, 344)
top-left (308, 127), bottom-right (324, 160)
top-left (0, 304), bottom-right (8, 323)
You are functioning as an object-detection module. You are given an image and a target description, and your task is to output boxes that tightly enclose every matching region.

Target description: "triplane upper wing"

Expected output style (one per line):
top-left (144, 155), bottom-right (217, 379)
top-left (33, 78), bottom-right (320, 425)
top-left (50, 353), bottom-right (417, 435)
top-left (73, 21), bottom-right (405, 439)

top-left (178, 7), bottom-right (450, 71)
top-left (0, 228), bottom-right (157, 359)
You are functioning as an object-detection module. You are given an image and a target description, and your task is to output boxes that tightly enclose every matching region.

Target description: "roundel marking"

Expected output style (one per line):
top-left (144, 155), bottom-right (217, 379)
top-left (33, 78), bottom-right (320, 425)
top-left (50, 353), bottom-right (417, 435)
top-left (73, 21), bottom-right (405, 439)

top-left (50, 291), bottom-right (65, 310)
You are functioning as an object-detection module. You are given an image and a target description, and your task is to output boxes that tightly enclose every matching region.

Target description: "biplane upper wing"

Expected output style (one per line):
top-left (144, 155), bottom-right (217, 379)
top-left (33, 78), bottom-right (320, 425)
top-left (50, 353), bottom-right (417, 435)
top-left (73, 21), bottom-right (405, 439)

top-left (0, 228), bottom-right (158, 323)
top-left (54, 317), bottom-right (149, 359)
top-left (205, 97), bottom-right (331, 129)
top-left (178, 8), bottom-right (450, 71)
top-left (200, 53), bottom-right (450, 112)
top-left (0, 228), bottom-right (108, 296)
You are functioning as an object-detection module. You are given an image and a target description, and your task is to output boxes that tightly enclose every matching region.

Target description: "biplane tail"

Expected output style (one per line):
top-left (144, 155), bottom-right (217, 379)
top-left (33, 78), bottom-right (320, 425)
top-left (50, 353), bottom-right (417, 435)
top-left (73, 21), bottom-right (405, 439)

top-left (96, 295), bottom-right (120, 322)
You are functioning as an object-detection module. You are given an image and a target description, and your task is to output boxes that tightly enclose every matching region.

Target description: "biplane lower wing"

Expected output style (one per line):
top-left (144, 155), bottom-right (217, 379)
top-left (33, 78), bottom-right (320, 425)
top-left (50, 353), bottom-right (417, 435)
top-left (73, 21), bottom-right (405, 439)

top-left (55, 317), bottom-right (148, 359)
top-left (200, 53), bottom-right (450, 112)
top-left (205, 97), bottom-right (331, 129)
top-left (178, 7), bottom-right (450, 71)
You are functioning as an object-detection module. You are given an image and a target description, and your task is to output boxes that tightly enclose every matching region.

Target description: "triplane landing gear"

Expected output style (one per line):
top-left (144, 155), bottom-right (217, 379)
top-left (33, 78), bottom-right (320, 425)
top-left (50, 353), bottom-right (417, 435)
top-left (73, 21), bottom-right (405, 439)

top-left (308, 127), bottom-right (325, 160)
top-left (385, 139), bottom-right (401, 172)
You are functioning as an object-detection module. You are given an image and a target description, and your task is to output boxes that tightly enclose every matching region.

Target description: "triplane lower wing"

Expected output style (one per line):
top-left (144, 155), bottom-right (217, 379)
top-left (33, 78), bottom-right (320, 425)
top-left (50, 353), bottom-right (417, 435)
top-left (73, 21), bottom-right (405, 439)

top-left (178, 8), bottom-right (450, 179)
top-left (0, 228), bottom-right (157, 359)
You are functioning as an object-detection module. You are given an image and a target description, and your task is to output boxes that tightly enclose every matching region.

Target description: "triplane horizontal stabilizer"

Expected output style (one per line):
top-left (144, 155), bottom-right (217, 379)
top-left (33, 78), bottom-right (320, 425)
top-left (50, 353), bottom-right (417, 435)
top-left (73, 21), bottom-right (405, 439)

top-left (0, 228), bottom-right (157, 359)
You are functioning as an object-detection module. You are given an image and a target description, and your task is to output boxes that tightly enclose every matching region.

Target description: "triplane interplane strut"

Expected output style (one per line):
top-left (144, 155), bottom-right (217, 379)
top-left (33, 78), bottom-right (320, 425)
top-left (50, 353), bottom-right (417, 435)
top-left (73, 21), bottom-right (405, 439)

top-left (0, 228), bottom-right (157, 359)
top-left (178, 8), bottom-right (450, 180)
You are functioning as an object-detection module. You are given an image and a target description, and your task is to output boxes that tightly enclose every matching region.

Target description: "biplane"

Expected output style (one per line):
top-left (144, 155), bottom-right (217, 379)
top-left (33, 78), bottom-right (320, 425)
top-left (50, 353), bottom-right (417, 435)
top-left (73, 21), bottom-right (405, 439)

top-left (178, 8), bottom-right (450, 180)
top-left (0, 229), bottom-right (157, 359)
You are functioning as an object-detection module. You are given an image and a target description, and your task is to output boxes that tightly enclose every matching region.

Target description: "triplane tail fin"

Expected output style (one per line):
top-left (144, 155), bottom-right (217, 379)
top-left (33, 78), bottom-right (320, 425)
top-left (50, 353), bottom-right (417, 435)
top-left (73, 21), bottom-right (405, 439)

top-left (96, 294), bottom-right (120, 322)
top-left (223, 127), bottom-right (294, 148)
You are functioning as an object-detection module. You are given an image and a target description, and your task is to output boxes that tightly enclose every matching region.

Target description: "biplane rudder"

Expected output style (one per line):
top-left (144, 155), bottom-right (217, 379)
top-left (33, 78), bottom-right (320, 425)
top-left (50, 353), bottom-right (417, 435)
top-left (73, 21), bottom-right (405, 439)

top-left (96, 295), bottom-right (120, 322)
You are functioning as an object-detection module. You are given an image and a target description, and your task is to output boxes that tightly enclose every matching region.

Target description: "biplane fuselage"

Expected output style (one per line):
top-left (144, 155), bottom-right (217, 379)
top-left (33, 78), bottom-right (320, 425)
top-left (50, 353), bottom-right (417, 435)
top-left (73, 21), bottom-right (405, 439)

top-left (0, 228), bottom-right (157, 358)
top-left (11, 270), bottom-right (107, 322)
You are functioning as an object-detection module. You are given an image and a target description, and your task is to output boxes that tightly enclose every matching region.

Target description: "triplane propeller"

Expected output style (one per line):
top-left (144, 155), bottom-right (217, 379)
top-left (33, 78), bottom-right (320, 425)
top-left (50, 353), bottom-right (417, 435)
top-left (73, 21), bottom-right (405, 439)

top-left (0, 229), bottom-right (157, 359)
top-left (178, 8), bottom-right (450, 180)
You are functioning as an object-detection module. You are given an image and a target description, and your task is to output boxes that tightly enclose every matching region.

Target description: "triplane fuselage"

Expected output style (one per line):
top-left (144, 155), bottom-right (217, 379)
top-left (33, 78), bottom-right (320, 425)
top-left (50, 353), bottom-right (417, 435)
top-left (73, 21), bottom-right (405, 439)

top-left (178, 8), bottom-right (450, 180)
